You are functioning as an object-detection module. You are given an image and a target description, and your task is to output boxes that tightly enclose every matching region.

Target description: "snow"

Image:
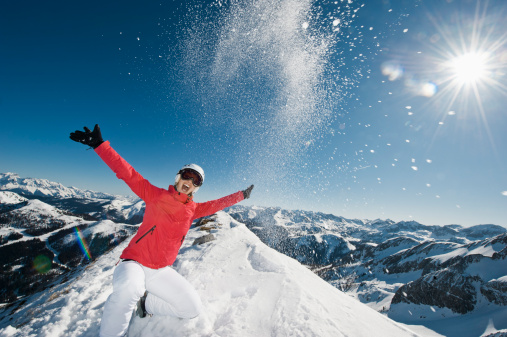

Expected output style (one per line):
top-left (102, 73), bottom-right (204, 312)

top-left (466, 257), bottom-right (507, 282)
top-left (390, 302), bottom-right (507, 337)
top-left (0, 173), bottom-right (111, 200)
top-left (0, 211), bottom-right (418, 337)
top-left (432, 247), bottom-right (469, 263)
top-left (0, 191), bottom-right (28, 204)
top-left (467, 243), bottom-right (504, 258)
top-left (495, 276), bottom-right (507, 283)
top-left (107, 198), bottom-right (145, 220)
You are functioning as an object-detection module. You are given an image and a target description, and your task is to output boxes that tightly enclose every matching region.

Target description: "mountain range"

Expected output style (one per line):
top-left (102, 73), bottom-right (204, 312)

top-left (226, 206), bottom-right (507, 332)
top-left (1, 172), bottom-right (506, 336)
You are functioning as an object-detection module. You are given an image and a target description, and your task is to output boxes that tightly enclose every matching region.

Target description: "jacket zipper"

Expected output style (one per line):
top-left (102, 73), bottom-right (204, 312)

top-left (135, 225), bottom-right (156, 244)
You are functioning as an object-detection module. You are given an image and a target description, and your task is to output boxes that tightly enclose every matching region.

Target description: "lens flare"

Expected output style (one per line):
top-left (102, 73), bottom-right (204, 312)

top-left (74, 227), bottom-right (92, 260)
top-left (382, 1), bottom-right (507, 153)
top-left (33, 254), bottom-right (52, 274)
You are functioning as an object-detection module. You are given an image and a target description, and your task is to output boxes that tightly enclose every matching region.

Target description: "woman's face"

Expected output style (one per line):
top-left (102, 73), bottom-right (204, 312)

top-left (176, 178), bottom-right (196, 195)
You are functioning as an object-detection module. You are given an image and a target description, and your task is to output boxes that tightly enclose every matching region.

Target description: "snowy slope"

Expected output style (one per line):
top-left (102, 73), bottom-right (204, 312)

top-left (0, 189), bottom-right (137, 306)
top-left (227, 206), bottom-right (507, 315)
top-left (0, 212), bottom-right (418, 337)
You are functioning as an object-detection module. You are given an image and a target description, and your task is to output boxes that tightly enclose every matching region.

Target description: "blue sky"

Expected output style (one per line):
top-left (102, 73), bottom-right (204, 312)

top-left (1, 0), bottom-right (506, 227)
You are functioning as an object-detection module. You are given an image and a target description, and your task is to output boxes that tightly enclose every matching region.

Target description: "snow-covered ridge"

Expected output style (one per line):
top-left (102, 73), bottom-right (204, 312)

top-left (0, 172), bottom-right (117, 200)
top-left (228, 205), bottom-right (506, 245)
top-left (0, 190), bottom-right (28, 204)
top-left (0, 212), bottom-right (420, 337)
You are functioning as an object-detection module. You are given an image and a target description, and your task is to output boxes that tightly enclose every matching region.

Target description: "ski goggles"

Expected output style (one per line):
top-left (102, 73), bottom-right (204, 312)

top-left (179, 169), bottom-right (203, 187)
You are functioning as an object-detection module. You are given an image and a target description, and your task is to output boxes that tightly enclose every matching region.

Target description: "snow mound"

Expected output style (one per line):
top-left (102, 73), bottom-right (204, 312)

top-left (0, 212), bottom-right (418, 337)
top-left (128, 212), bottom-right (417, 336)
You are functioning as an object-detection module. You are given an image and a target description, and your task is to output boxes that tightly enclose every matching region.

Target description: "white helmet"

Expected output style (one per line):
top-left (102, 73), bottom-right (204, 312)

top-left (174, 164), bottom-right (205, 194)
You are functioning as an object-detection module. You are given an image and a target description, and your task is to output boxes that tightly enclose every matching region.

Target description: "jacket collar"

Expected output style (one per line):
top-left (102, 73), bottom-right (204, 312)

top-left (169, 185), bottom-right (193, 203)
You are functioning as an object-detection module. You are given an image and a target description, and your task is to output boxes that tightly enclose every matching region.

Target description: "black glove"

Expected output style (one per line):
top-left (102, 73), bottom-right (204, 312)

top-left (70, 124), bottom-right (104, 149)
top-left (242, 185), bottom-right (254, 199)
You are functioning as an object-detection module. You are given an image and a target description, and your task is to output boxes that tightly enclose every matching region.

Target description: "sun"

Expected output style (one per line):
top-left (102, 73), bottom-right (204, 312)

top-left (448, 51), bottom-right (490, 85)
top-left (398, 1), bottom-right (507, 153)
top-left (423, 2), bottom-right (507, 120)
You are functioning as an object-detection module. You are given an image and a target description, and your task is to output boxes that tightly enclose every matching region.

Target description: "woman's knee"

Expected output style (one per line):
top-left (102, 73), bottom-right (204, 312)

top-left (145, 289), bottom-right (203, 318)
top-left (112, 262), bottom-right (145, 298)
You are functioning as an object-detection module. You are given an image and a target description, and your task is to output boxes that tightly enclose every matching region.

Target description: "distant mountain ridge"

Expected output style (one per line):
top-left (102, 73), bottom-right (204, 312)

top-left (0, 172), bottom-right (115, 200)
top-left (0, 173), bottom-right (142, 304)
top-left (0, 172), bottom-right (144, 224)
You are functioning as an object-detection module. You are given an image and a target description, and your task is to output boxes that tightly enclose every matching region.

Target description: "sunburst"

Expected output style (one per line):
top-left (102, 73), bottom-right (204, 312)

top-left (448, 51), bottom-right (490, 85)
top-left (419, 1), bottom-right (507, 151)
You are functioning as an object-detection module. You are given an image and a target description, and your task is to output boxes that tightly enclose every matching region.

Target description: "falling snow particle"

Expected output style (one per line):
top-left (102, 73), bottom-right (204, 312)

top-left (411, 166), bottom-right (418, 171)
top-left (302, 22), bottom-right (309, 29)
top-left (501, 191), bottom-right (507, 196)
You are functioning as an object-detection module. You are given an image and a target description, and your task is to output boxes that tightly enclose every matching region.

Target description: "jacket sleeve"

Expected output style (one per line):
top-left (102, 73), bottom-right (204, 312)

top-left (94, 141), bottom-right (161, 202)
top-left (193, 191), bottom-right (244, 220)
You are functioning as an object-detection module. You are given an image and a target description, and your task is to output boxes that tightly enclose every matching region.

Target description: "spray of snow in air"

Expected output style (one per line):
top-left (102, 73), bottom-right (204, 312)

top-left (172, 0), bottom-right (375, 198)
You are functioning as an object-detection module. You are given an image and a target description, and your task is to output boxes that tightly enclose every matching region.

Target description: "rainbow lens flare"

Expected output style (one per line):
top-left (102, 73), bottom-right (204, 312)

top-left (74, 227), bottom-right (92, 260)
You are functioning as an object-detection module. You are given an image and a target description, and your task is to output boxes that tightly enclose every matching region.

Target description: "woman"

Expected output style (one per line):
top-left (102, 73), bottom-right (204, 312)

top-left (70, 124), bottom-right (254, 337)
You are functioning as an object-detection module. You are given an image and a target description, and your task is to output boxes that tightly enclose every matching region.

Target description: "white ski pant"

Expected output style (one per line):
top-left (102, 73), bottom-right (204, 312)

top-left (99, 260), bottom-right (203, 337)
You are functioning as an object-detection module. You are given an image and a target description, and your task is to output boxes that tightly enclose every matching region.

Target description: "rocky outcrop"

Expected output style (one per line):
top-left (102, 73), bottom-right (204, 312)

top-left (392, 269), bottom-right (480, 314)
top-left (481, 278), bottom-right (507, 305)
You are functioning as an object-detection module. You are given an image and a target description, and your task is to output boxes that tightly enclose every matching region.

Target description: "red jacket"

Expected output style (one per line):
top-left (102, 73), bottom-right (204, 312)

top-left (95, 141), bottom-right (244, 269)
